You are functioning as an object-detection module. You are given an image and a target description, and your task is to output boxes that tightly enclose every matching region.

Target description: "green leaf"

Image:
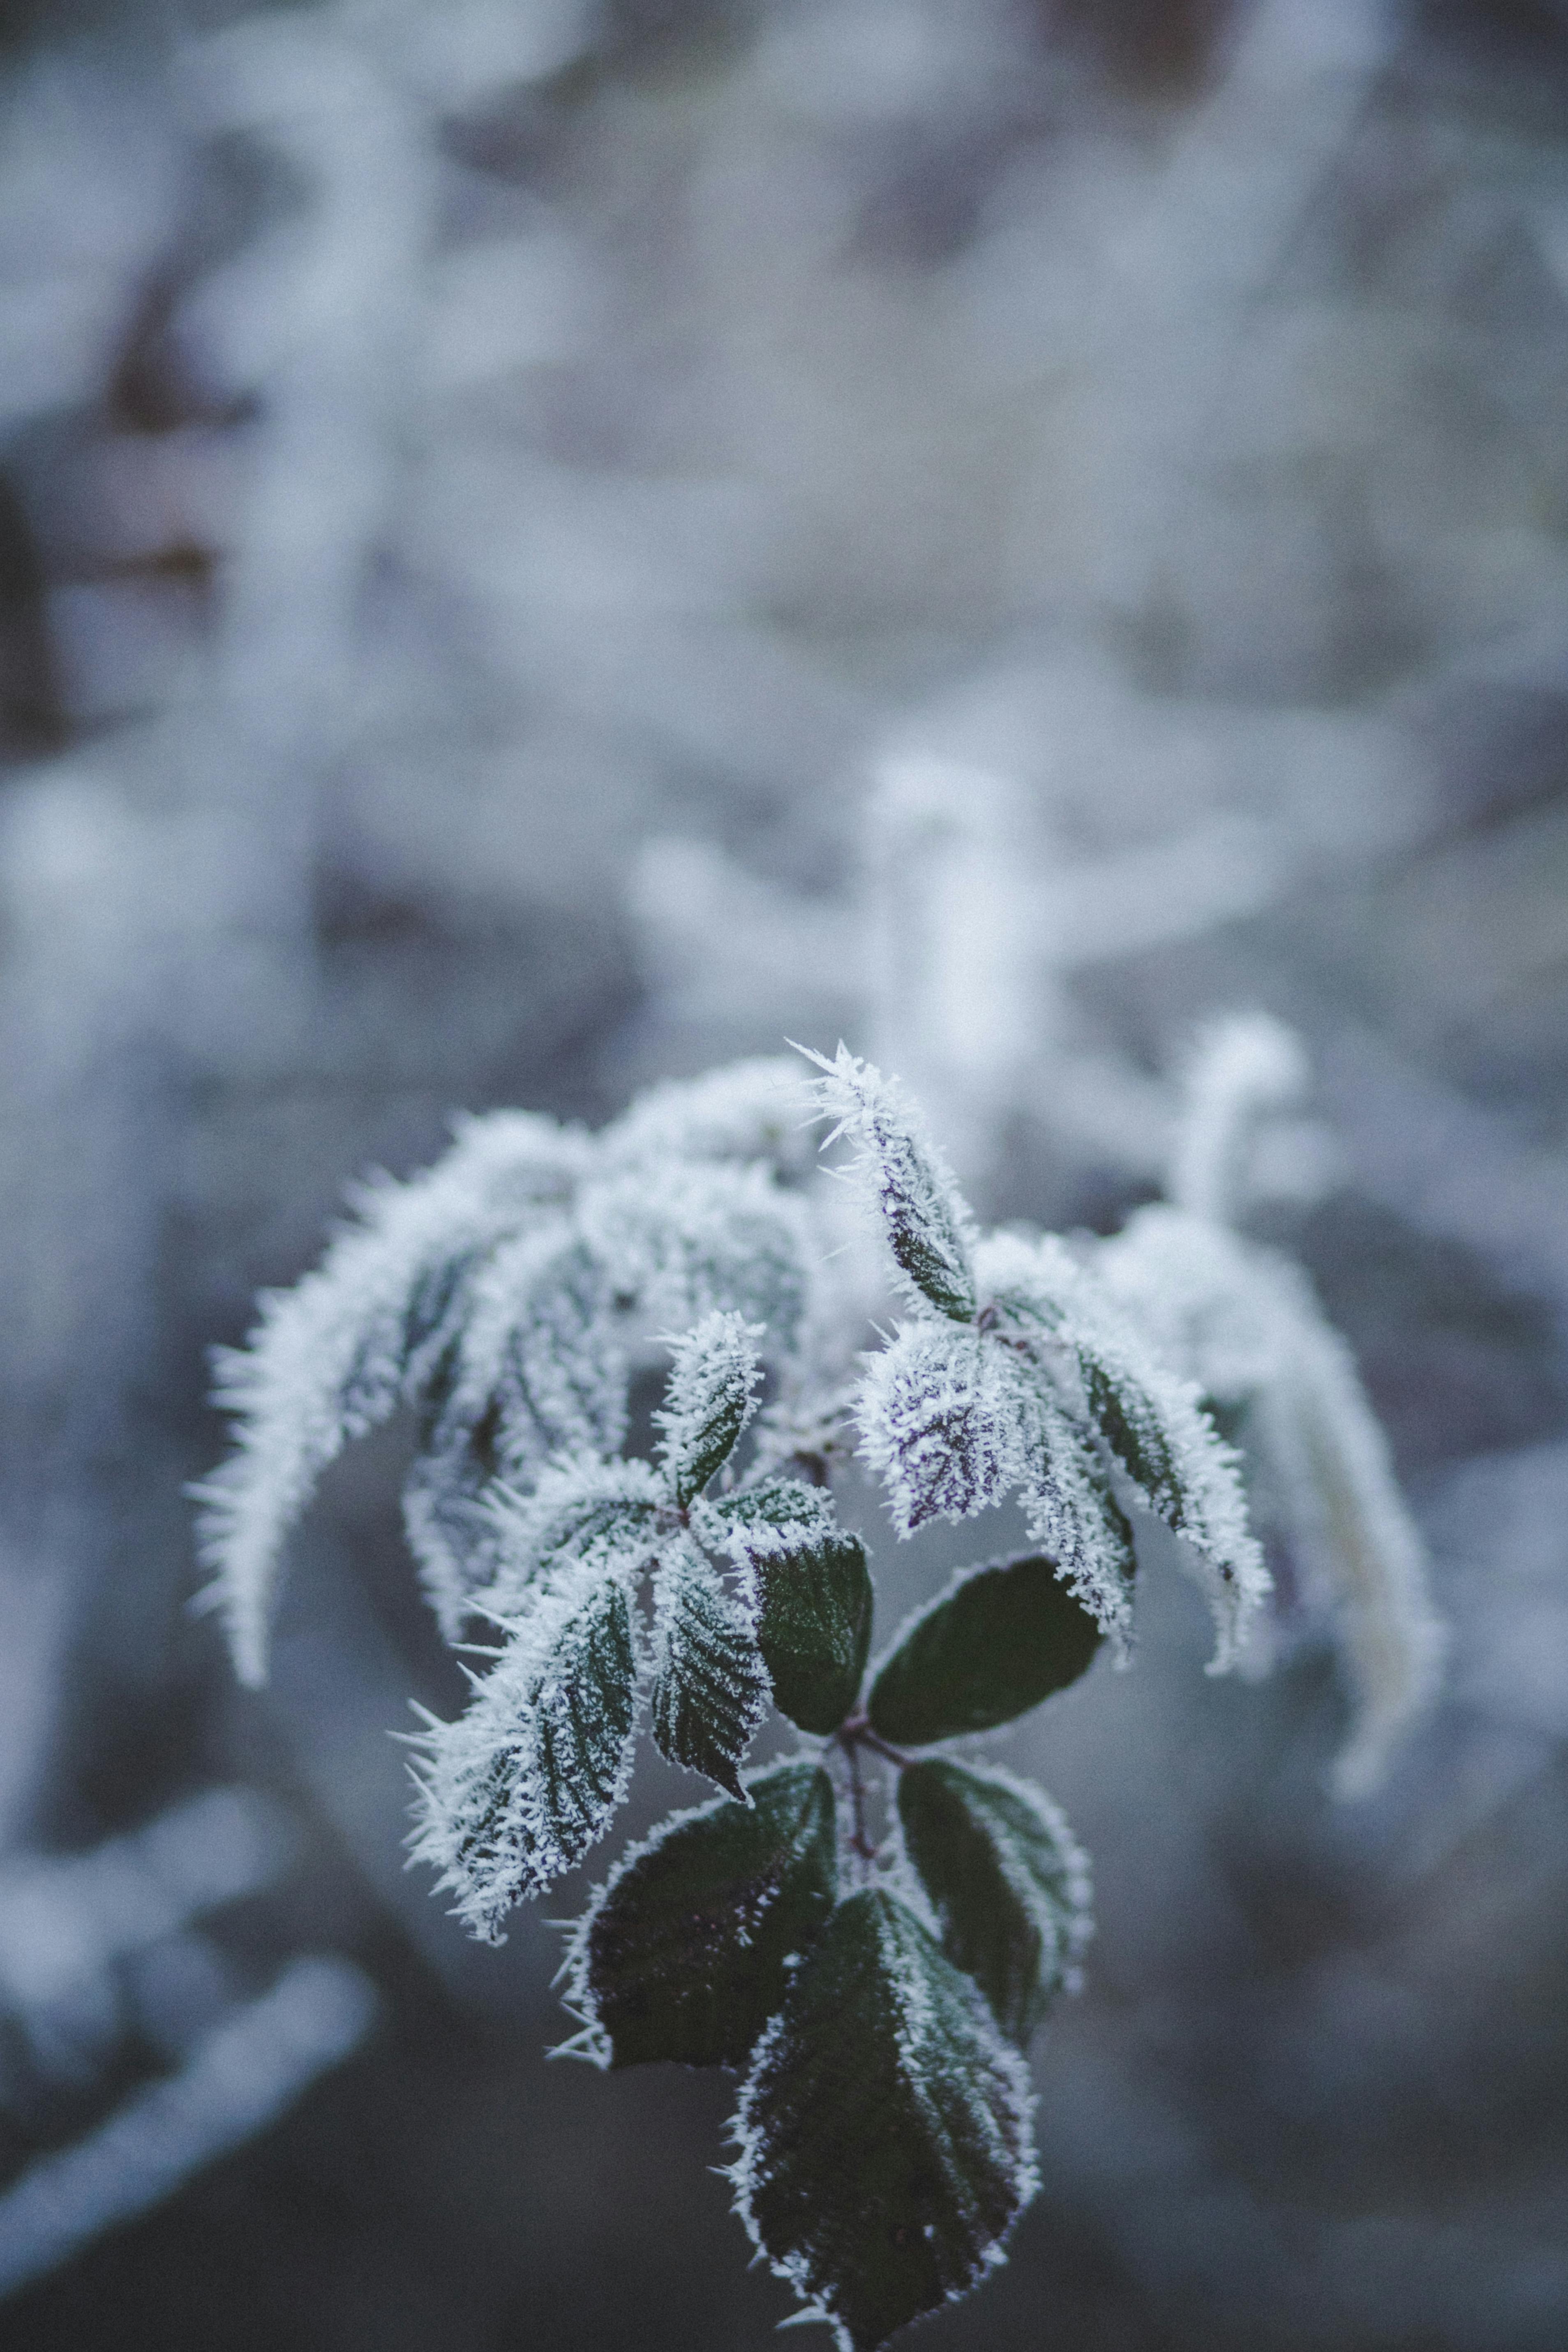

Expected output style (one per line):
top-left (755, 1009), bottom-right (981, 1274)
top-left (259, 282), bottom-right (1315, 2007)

top-left (730, 1888), bottom-right (1037, 2352)
top-left (651, 1536), bottom-right (770, 1797)
top-left (656, 1311), bottom-right (764, 1506)
top-left (755, 1533), bottom-right (873, 1735)
top-left (867, 1552), bottom-right (1103, 1746)
top-left (703, 1480), bottom-right (873, 1733)
top-left (897, 1760), bottom-right (1090, 2045)
top-left (407, 1563), bottom-right (637, 1941)
top-left (566, 1763), bottom-right (838, 2069)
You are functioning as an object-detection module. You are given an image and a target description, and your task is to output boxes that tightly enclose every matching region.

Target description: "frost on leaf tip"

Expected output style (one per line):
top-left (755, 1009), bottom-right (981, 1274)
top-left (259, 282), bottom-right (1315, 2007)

top-left (654, 1311), bottom-right (763, 1505)
top-left (796, 1043), bottom-right (977, 1323)
top-left (194, 1111), bottom-right (585, 1686)
top-left (407, 1560), bottom-right (637, 1941)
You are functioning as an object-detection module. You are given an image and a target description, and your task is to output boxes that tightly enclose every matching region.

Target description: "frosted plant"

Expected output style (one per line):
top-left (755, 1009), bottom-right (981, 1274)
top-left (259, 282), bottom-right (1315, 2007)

top-left (1097, 1014), bottom-right (1445, 1798)
top-left (200, 1048), bottom-right (1265, 2349)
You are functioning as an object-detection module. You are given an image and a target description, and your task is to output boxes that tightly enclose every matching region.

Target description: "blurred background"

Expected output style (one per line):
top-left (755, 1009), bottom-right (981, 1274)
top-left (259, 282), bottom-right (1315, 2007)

top-left (1, 0), bottom-right (1567, 2344)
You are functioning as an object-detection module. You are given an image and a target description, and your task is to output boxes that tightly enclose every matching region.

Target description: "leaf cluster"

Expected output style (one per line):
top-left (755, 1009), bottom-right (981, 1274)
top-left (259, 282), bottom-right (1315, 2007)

top-left (197, 1045), bottom-right (1268, 2348)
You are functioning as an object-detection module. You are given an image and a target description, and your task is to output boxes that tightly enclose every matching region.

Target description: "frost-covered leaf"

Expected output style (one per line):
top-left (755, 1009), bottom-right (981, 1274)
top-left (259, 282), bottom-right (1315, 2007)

top-left (730, 1887), bottom-right (1037, 2352)
top-left (564, 1763), bottom-right (837, 2070)
top-left (1169, 1011), bottom-right (1309, 1229)
top-left (194, 1117), bottom-right (584, 1686)
top-left (897, 1761), bottom-right (1091, 2045)
top-left (855, 1321), bottom-right (1021, 1538)
top-left (697, 1474), bottom-right (837, 1563)
top-left (602, 1056), bottom-right (818, 1179)
top-left (799, 1044), bottom-right (978, 1322)
top-left (401, 1388), bottom-right (514, 1636)
top-left (1254, 1311), bottom-right (1444, 1798)
top-left (755, 1532), bottom-right (874, 1735)
top-left (1011, 1376), bottom-right (1139, 1650)
top-left (702, 1480), bottom-right (873, 1733)
top-left (868, 1553), bottom-right (1103, 1746)
top-left (584, 1161), bottom-right (815, 1361)
top-left (408, 1563), bottom-right (637, 1941)
top-left (650, 1536), bottom-right (769, 1797)
top-left (655, 1312), bottom-right (764, 1506)
top-left (978, 1231), bottom-right (1263, 1670)
top-left (1099, 1204), bottom-right (1440, 1780)
top-left (480, 1456), bottom-right (663, 1619)
top-left (462, 1228), bottom-right (628, 1462)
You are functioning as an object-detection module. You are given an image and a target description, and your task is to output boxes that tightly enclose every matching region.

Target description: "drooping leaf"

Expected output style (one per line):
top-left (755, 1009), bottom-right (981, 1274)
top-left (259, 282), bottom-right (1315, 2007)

top-left (564, 1763), bottom-right (838, 2069)
top-left (407, 1563), bottom-right (637, 1942)
top-left (469, 1228), bottom-right (629, 1462)
top-left (854, 1321), bottom-right (1022, 1538)
top-left (979, 1228), bottom-right (1265, 1670)
top-left (401, 1386), bottom-right (515, 1635)
top-left (730, 1888), bottom-right (1037, 2352)
top-left (799, 1043), bottom-right (978, 1323)
top-left (1011, 1375), bottom-right (1138, 1652)
top-left (655, 1311), bottom-right (764, 1506)
top-left (193, 1120), bottom-right (584, 1686)
top-left (650, 1536), bottom-right (770, 1797)
top-left (868, 1552), bottom-right (1103, 1746)
top-left (897, 1760), bottom-right (1091, 2045)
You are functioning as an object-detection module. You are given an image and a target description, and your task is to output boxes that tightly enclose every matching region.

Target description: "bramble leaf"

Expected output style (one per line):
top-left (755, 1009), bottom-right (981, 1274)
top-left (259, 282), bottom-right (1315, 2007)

top-left (703, 1480), bottom-right (874, 1732)
top-left (755, 1532), bottom-right (873, 1735)
top-left (799, 1044), bottom-right (978, 1323)
top-left (655, 1311), bottom-right (764, 1506)
top-left (194, 1117), bottom-right (584, 1684)
top-left (650, 1536), bottom-right (770, 1796)
top-left (854, 1321), bottom-right (1021, 1538)
top-left (730, 1888), bottom-right (1037, 2352)
top-left (897, 1760), bottom-right (1091, 2045)
top-left (407, 1563), bottom-right (637, 1941)
top-left (867, 1552), bottom-right (1103, 1746)
top-left (565, 1763), bottom-right (838, 2069)
top-left (480, 1455), bottom-right (663, 1617)
top-left (978, 1228), bottom-right (1263, 1670)
top-left (1011, 1376), bottom-right (1138, 1651)
top-left (700, 1475), bottom-right (837, 1562)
